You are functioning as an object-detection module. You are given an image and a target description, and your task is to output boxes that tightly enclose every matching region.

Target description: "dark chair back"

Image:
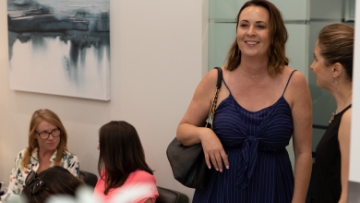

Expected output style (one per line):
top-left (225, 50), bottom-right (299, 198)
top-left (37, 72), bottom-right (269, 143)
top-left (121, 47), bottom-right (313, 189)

top-left (79, 170), bottom-right (98, 188)
top-left (156, 186), bottom-right (189, 203)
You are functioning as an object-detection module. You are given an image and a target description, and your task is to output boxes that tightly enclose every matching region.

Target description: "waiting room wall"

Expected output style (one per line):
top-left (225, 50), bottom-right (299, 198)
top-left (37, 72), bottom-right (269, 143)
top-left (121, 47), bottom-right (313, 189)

top-left (0, 0), bottom-right (209, 200)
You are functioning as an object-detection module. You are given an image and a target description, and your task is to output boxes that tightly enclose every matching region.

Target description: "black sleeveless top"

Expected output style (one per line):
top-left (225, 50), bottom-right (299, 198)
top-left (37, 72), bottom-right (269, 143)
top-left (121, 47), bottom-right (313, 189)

top-left (312, 104), bottom-right (352, 203)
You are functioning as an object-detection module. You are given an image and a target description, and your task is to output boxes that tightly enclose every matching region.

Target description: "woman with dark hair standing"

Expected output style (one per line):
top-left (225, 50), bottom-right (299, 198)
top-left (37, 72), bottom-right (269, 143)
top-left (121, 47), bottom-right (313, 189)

top-left (93, 121), bottom-right (158, 203)
top-left (310, 23), bottom-right (354, 203)
top-left (176, 0), bottom-right (312, 202)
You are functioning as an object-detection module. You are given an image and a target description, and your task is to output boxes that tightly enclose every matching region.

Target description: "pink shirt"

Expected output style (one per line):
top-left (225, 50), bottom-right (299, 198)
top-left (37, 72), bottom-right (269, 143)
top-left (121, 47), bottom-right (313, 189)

top-left (94, 170), bottom-right (159, 203)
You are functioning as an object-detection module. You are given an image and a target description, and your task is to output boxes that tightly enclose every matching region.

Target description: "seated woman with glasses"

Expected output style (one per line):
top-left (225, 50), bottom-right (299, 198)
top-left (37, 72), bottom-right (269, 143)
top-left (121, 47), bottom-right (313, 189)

top-left (93, 121), bottom-right (158, 203)
top-left (0, 109), bottom-right (80, 202)
top-left (22, 166), bottom-right (84, 203)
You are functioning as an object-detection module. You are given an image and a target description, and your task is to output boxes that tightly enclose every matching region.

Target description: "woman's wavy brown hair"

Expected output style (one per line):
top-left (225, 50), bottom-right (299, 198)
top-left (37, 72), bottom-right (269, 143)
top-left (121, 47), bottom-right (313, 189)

top-left (318, 23), bottom-right (354, 81)
top-left (225, 0), bottom-right (288, 75)
top-left (21, 109), bottom-right (68, 170)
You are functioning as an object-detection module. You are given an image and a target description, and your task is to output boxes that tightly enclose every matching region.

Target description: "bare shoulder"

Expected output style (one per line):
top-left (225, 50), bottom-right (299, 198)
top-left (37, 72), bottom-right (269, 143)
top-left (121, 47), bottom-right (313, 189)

top-left (195, 67), bottom-right (222, 97)
top-left (282, 66), bottom-right (311, 108)
top-left (342, 107), bottom-right (352, 120)
top-left (201, 68), bottom-right (221, 87)
top-left (340, 108), bottom-right (352, 129)
top-left (283, 66), bottom-right (307, 87)
top-left (283, 66), bottom-right (309, 96)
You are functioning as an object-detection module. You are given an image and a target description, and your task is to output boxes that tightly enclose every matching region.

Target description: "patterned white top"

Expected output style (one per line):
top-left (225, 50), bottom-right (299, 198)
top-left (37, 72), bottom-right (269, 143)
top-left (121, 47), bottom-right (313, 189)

top-left (0, 148), bottom-right (80, 202)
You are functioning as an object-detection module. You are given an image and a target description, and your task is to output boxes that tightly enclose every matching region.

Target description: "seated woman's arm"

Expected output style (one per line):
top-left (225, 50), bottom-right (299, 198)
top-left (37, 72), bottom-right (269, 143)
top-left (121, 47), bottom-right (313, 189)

top-left (1, 151), bottom-right (25, 202)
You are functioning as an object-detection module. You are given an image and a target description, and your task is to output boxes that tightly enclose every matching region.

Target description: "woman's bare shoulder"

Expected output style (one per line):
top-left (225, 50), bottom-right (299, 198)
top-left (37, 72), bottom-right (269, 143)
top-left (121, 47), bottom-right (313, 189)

top-left (283, 66), bottom-right (307, 87)
top-left (195, 67), bottom-right (223, 95)
top-left (340, 108), bottom-right (352, 128)
top-left (282, 66), bottom-right (311, 108)
top-left (203, 67), bottom-right (222, 84)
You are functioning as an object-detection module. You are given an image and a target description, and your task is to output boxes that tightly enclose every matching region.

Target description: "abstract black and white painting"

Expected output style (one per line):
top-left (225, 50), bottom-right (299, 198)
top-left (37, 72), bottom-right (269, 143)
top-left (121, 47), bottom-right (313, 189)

top-left (8, 0), bottom-right (110, 100)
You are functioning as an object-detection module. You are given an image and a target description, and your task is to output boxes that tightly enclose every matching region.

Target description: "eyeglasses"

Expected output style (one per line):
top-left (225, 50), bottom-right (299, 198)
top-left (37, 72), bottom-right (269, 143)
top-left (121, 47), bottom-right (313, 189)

top-left (36, 128), bottom-right (60, 140)
top-left (25, 170), bottom-right (52, 194)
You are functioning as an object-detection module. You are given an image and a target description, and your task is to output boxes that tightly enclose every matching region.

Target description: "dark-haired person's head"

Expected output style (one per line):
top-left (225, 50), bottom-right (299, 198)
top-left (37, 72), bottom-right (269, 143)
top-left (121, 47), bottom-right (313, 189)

top-left (97, 121), bottom-right (153, 195)
top-left (22, 166), bottom-right (84, 203)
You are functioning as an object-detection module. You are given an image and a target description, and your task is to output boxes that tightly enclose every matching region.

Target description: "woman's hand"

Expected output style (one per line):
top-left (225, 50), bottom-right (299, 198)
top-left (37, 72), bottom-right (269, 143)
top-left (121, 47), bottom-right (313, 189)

top-left (200, 127), bottom-right (229, 172)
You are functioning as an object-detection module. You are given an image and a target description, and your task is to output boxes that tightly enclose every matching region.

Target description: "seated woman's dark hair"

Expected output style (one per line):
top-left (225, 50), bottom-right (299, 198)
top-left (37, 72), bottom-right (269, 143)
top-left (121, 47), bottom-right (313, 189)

top-left (22, 166), bottom-right (84, 203)
top-left (98, 121), bottom-right (153, 195)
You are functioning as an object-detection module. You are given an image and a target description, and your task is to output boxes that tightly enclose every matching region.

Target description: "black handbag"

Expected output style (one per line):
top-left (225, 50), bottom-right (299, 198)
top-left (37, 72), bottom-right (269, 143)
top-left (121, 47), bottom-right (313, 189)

top-left (166, 67), bottom-right (223, 189)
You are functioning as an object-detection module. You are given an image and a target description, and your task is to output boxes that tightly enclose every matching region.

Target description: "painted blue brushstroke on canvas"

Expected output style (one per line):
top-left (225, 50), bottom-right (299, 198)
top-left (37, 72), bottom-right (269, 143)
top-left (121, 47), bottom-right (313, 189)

top-left (8, 0), bottom-right (111, 101)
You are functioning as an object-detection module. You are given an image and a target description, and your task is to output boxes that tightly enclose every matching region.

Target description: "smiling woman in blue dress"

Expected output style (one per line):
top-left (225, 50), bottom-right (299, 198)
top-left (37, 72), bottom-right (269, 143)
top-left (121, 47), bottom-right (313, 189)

top-left (176, 0), bottom-right (312, 202)
top-left (0, 109), bottom-right (80, 202)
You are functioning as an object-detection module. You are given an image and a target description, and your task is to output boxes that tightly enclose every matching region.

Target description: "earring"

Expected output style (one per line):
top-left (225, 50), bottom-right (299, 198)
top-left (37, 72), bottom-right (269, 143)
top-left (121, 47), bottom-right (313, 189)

top-left (334, 78), bottom-right (339, 91)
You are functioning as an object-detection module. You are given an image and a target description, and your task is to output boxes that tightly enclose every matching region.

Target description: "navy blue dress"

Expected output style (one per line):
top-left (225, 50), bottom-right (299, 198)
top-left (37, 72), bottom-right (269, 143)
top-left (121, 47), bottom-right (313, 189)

top-left (193, 71), bottom-right (296, 203)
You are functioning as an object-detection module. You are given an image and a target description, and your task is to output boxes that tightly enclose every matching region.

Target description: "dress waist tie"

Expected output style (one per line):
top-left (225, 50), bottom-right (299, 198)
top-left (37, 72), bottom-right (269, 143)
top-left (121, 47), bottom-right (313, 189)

top-left (235, 136), bottom-right (287, 189)
top-left (237, 135), bottom-right (258, 189)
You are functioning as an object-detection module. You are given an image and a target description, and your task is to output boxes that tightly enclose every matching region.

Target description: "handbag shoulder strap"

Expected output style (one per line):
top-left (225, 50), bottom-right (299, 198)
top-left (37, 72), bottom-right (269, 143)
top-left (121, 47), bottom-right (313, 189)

top-left (205, 67), bottom-right (223, 128)
top-left (214, 67), bottom-right (223, 89)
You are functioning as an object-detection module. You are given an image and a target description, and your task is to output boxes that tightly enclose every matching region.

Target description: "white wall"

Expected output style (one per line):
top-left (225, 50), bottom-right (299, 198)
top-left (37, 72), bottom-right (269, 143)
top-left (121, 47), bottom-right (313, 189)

top-left (348, 0), bottom-right (360, 202)
top-left (0, 0), bottom-right (209, 200)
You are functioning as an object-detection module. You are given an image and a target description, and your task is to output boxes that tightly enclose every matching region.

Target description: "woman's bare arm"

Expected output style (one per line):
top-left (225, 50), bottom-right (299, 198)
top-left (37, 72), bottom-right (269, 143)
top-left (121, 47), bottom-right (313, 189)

top-left (176, 68), bottom-right (229, 171)
top-left (287, 71), bottom-right (313, 203)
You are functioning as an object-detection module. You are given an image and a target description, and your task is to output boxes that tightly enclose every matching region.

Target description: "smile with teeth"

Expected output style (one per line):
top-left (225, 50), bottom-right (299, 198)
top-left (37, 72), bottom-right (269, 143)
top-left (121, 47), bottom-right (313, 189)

top-left (246, 41), bottom-right (259, 45)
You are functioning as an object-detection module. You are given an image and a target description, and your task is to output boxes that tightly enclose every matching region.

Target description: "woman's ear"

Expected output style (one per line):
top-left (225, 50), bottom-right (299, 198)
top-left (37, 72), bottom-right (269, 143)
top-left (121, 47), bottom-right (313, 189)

top-left (332, 62), bottom-right (344, 78)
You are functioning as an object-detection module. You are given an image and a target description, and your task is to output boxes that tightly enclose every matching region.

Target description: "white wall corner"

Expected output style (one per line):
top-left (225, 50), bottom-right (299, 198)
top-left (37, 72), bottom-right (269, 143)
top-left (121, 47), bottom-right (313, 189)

top-left (349, 0), bottom-right (360, 183)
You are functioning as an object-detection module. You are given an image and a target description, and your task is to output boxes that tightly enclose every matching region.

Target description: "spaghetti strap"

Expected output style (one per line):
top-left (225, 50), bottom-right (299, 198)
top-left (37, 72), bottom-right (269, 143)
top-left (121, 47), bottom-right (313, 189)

top-left (282, 70), bottom-right (297, 96)
top-left (222, 78), bottom-right (232, 94)
top-left (342, 104), bottom-right (352, 113)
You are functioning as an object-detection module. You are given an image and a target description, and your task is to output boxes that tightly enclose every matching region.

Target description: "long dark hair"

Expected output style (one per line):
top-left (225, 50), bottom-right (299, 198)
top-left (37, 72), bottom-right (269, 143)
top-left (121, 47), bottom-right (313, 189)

top-left (225, 0), bottom-right (288, 75)
top-left (97, 121), bottom-right (153, 195)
